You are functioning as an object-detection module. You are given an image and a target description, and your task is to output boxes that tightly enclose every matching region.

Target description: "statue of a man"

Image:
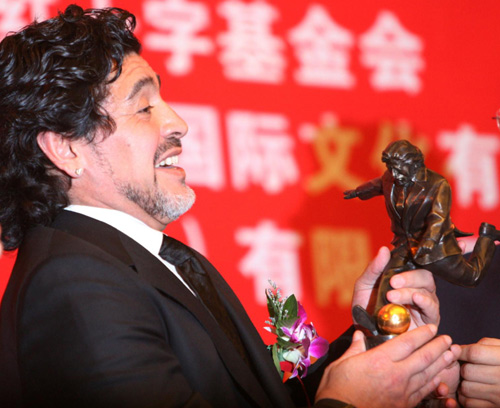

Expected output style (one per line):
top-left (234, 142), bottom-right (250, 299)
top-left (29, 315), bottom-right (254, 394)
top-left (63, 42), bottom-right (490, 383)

top-left (345, 140), bottom-right (499, 314)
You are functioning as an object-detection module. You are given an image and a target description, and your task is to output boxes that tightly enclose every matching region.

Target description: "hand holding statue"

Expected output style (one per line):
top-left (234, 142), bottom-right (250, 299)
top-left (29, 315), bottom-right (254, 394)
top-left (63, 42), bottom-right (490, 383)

top-left (314, 247), bottom-right (460, 407)
top-left (352, 246), bottom-right (440, 329)
top-left (316, 326), bottom-right (460, 408)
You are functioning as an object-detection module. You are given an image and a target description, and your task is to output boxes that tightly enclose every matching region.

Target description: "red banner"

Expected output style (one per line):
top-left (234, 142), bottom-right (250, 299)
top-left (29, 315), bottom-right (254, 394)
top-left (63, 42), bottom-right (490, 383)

top-left (1, 0), bottom-right (500, 343)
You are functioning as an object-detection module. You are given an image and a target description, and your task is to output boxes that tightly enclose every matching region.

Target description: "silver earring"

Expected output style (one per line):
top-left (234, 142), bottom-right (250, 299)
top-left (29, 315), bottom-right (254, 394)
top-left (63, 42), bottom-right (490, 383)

top-left (75, 168), bottom-right (83, 176)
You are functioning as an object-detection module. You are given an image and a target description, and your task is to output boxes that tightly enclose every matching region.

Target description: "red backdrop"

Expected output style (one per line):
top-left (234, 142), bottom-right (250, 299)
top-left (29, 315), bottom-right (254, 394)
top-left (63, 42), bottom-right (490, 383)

top-left (1, 0), bottom-right (500, 345)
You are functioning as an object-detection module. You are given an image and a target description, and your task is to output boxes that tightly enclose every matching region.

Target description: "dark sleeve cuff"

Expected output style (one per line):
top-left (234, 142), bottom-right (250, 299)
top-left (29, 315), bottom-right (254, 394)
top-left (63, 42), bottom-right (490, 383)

top-left (314, 399), bottom-right (355, 408)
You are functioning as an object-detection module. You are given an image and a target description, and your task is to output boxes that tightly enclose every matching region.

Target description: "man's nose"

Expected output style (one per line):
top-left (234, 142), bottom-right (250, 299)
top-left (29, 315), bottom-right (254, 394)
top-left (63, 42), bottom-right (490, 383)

top-left (160, 103), bottom-right (188, 140)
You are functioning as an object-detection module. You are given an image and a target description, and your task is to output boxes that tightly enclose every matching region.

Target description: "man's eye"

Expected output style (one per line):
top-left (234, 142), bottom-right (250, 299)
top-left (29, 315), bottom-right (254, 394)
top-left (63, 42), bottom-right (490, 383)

top-left (139, 106), bottom-right (152, 114)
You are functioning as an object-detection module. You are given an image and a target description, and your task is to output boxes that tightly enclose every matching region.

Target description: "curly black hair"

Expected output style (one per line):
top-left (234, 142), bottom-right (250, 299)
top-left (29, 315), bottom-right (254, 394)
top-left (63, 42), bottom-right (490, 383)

top-left (0, 4), bottom-right (141, 251)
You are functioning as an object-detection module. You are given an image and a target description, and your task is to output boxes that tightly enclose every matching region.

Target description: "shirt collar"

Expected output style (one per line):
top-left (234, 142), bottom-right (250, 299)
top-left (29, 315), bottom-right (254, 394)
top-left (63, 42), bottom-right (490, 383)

top-left (65, 205), bottom-right (164, 257)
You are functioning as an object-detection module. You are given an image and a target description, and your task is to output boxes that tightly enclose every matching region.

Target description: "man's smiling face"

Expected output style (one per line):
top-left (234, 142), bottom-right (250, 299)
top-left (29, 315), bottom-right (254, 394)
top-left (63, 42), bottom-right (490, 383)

top-left (72, 53), bottom-right (195, 229)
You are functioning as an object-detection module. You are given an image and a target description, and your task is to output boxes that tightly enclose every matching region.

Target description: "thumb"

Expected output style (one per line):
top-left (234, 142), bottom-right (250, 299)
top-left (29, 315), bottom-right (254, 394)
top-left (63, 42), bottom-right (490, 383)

top-left (367, 246), bottom-right (391, 278)
top-left (355, 246), bottom-right (390, 289)
top-left (338, 330), bottom-right (367, 361)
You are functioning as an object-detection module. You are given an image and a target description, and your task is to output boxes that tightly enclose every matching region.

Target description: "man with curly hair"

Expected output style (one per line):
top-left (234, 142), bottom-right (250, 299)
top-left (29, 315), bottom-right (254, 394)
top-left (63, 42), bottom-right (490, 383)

top-left (0, 5), bottom-right (459, 408)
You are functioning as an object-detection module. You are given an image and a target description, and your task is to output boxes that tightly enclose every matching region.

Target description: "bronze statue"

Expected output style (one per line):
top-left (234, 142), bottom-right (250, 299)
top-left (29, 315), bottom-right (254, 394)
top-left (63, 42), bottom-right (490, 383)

top-left (344, 140), bottom-right (499, 336)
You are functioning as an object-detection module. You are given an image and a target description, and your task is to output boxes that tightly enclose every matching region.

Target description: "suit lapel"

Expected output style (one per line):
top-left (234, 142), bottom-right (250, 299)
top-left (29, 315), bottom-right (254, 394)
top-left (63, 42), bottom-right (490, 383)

top-left (51, 211), bottom-right (290, 408)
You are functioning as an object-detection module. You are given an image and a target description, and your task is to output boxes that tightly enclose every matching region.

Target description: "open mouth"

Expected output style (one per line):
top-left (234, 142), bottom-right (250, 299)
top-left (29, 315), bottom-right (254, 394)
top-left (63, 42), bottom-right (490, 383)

top-left (155, 155), bottom-right (179, 168)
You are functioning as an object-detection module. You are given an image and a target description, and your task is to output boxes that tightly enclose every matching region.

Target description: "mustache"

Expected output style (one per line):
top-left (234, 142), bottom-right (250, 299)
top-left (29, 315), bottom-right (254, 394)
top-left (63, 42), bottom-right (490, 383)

top-left (154, 138), bottom-right (182, 163)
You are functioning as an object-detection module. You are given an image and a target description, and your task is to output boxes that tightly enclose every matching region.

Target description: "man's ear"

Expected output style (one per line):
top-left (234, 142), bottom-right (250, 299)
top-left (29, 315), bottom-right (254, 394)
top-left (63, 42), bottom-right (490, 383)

top-left (37, 131), bottom-right (84, 178)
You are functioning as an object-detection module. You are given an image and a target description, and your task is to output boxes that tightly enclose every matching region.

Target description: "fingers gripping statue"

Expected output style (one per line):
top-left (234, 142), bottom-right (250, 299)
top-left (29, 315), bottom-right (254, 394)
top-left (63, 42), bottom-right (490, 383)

top-left (344, 140), bottom-right (499, 345)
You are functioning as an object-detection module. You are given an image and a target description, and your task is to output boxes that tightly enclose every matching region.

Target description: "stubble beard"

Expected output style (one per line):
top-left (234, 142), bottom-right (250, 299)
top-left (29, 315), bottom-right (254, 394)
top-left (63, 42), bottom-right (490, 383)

top-left (119, 181), bottom-right (196, 222)
top-left (91, 136), bottom-right (196, 222)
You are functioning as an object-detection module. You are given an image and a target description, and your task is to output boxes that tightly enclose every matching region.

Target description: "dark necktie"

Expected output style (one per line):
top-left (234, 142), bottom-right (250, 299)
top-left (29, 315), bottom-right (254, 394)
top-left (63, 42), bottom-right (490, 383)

top-left (159, 235), bottom-right (250, 366)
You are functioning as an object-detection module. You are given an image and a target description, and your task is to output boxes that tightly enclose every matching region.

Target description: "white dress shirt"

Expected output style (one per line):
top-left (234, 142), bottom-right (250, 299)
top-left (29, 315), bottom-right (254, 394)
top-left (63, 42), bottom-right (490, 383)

top-left (65, 205), bottom-right (194, 294)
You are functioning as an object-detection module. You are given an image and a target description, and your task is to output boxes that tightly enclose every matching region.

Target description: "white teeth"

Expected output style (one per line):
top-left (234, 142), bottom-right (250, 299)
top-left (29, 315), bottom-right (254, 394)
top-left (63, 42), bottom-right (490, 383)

top-left (156, 155), bottom-right (179, 168)
top-left (167, 156), bottom-right (179, 166)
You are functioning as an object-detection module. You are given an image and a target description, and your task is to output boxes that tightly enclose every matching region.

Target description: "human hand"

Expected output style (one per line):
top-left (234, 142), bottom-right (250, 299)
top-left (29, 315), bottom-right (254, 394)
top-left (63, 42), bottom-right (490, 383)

top-left (458, 337), bottom-right (500, 407)
top-left (386, 268), bottom-right (440, 329)
top-left (315, 325), bottom-right (460, 408)
top-left (352, 247), bottom-right (440, 329)
top-left (343, 189), bottom-right (358, 200)
top-left (351, 246), bottom-right (391, 312)
top-left (429, 356), bottom-right (461, 407)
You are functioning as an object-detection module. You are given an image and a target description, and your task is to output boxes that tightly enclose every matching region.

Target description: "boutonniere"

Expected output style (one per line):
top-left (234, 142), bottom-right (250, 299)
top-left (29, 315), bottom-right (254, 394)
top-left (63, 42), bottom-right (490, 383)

top-left (265, 281), bottom-right (328, 383)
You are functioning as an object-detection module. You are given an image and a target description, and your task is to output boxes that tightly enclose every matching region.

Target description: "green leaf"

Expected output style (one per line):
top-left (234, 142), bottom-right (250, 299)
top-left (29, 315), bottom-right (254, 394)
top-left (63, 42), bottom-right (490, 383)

top-left (271, 344), bottom-right (283, 379)
top-left (283, 295), bottom-right (298, 319)
top-left (278, 316), bottom-right (299, 330)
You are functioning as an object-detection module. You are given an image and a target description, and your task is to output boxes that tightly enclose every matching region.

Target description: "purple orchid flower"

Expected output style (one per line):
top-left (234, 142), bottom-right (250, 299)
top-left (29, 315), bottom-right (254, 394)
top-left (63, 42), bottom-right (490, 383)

top-left (280, 302), bottom-right (329, 379)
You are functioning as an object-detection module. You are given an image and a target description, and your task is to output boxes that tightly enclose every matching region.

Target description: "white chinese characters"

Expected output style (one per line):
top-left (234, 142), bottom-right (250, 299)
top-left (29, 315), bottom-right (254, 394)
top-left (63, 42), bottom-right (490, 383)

top-left (227, 110), bottom-right (299, 194)
top-left (288, 4), bottom-right (355, 89)
top-left (236, 220), bottom-right (302, 305)
top-left (438, 124), bottom-right (500, 210)
top-left (138, 1), bottom-right (425, 93)
top-left (143, 0), bottom-right (214, 75)
top-left (217, 0), bottom-right (286, 83)
top-left (359, 11), bottom-right (424, 94)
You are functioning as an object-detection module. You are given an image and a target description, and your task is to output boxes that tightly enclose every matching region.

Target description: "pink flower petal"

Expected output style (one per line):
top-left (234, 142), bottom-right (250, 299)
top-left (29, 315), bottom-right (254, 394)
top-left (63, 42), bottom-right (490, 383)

top-left (309, 336), bottom-right (329, 358)
top-left (297, 302), bottom-right (307, 324)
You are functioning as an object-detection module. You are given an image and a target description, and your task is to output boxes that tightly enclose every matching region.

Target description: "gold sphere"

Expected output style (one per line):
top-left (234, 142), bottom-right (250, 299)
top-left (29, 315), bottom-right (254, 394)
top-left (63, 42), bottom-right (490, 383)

top-left (377, 303), bottom-right (411, 334)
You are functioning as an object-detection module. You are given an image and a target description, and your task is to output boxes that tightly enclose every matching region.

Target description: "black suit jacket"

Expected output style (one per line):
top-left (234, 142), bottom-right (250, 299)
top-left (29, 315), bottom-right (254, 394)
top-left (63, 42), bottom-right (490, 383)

top-left (437, 248), bottom-right (500, 344)
top-left (0, 211), bottom-right (351, 407)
